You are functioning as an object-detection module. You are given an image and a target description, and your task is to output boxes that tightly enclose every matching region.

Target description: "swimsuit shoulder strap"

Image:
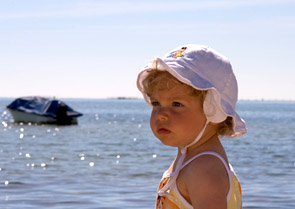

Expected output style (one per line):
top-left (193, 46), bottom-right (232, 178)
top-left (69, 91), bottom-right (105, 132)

top-left (180, 151), bottom-right (233, 201)
top-left (181, 151), bottom-right (231, 174)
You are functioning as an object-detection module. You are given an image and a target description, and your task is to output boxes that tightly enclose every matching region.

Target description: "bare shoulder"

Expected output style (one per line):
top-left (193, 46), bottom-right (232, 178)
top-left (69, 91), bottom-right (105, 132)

top-left (185, 154), bottom-right (228, 178)
top-left (179, 154), bottom-right (229, 209)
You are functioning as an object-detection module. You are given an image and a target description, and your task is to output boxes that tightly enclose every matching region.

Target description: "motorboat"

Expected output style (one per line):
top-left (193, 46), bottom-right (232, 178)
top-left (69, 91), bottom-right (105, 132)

top-left (6, 96), bottom-right (83, 125)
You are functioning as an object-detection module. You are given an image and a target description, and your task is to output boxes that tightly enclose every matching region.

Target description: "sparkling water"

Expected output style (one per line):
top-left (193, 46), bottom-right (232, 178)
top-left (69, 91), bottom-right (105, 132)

top-left (0, 98), bottom-right (294, 208)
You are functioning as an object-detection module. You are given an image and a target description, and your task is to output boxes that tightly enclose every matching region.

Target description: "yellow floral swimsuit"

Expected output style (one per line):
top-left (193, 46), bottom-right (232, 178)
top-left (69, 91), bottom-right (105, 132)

top-left (156, 152), bottom-right (242, 209)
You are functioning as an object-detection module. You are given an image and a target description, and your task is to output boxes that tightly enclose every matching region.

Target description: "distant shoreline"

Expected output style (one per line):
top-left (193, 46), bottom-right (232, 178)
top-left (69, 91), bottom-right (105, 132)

top-left (0, 97), bottom-right (294, 102)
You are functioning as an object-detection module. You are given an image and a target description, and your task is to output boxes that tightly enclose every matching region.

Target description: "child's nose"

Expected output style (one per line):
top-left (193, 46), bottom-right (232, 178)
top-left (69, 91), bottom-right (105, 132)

top-left (156, 107), bottom-right (169, 121)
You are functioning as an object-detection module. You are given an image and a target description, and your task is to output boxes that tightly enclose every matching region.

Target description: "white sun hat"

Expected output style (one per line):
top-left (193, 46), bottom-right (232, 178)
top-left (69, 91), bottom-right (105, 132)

top-left (137, 44), bottom-right (247, 138)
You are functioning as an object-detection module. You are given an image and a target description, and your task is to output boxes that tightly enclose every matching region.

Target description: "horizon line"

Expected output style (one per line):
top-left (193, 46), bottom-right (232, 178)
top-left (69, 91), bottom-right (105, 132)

top-left (0, 96), bottom-right (294, 102)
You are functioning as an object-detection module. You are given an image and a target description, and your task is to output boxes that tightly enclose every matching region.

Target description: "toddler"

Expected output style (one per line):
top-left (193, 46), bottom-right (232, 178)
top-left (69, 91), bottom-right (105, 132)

top-left (137, 44), bottom-right (247, 209)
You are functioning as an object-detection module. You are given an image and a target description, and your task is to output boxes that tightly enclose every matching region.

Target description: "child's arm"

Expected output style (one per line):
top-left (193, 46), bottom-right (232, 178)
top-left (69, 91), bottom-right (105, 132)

top-left (183, 155), bottom-right (229, 209)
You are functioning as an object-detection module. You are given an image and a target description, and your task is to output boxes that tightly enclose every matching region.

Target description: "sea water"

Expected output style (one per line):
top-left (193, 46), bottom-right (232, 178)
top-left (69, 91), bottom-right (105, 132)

top-left (0, 98), bottom-right (294, 209)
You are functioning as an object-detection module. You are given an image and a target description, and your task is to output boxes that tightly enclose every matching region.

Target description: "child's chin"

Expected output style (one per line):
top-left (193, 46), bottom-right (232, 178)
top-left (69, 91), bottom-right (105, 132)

top-left (159, 139), bottom-right (178, 147)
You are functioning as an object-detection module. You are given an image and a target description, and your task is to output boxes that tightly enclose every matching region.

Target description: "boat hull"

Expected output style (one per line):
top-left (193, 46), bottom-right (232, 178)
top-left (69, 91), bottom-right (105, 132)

top-left (8, 109), bottom-right (78, 124)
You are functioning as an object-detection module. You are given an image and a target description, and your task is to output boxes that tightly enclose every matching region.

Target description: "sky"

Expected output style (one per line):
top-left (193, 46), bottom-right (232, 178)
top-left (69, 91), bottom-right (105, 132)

top-left (0, 0), bottom-right (294, 100)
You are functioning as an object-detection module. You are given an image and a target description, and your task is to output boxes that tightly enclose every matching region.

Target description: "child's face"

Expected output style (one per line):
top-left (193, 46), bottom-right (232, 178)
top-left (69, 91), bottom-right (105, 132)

top-left (149, 81), bottom-right (207, 148)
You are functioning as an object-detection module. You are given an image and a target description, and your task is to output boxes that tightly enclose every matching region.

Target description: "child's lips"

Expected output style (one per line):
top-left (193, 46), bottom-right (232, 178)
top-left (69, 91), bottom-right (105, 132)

top-left (157, 127), bottom-right (171, 134)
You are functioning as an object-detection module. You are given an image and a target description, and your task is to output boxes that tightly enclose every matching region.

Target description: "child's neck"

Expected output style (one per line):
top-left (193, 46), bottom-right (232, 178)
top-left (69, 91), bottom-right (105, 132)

top-left (178, 133), bottom-right (222, 161)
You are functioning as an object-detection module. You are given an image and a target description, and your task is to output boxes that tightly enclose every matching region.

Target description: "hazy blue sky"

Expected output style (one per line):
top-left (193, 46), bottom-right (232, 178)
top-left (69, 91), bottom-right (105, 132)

top-left (0, 0), bottom-right (294, 100)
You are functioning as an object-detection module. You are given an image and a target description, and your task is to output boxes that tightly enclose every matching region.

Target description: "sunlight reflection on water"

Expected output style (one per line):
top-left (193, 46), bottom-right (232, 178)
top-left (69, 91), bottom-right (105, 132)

top-left (0, 99), bottom-right (294, 208)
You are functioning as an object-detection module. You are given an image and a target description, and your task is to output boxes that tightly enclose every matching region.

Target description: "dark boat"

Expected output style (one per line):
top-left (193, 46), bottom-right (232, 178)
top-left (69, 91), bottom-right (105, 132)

top-left (6, 96), bottom-right (83, 125)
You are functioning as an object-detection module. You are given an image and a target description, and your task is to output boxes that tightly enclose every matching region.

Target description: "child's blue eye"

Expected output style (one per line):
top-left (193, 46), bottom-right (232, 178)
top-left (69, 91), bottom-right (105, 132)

top-left (151, 101), bottom-right (160, 106)
top-left (173, 102), bottom-right (183, 107)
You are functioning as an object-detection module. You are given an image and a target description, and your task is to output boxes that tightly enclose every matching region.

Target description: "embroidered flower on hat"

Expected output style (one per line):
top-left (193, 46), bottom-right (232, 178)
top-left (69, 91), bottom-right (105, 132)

top-left (167, 47), bottom-right (187, 59)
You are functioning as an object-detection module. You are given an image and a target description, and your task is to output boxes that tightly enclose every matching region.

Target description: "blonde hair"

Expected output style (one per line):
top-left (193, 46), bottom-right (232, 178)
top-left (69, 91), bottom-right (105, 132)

top-left (142, 69), bottom-right (234, 137)
top-left (217, 117), bottom-right (234, 137)
top-left (142, 70), bottom-right (206, 100)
